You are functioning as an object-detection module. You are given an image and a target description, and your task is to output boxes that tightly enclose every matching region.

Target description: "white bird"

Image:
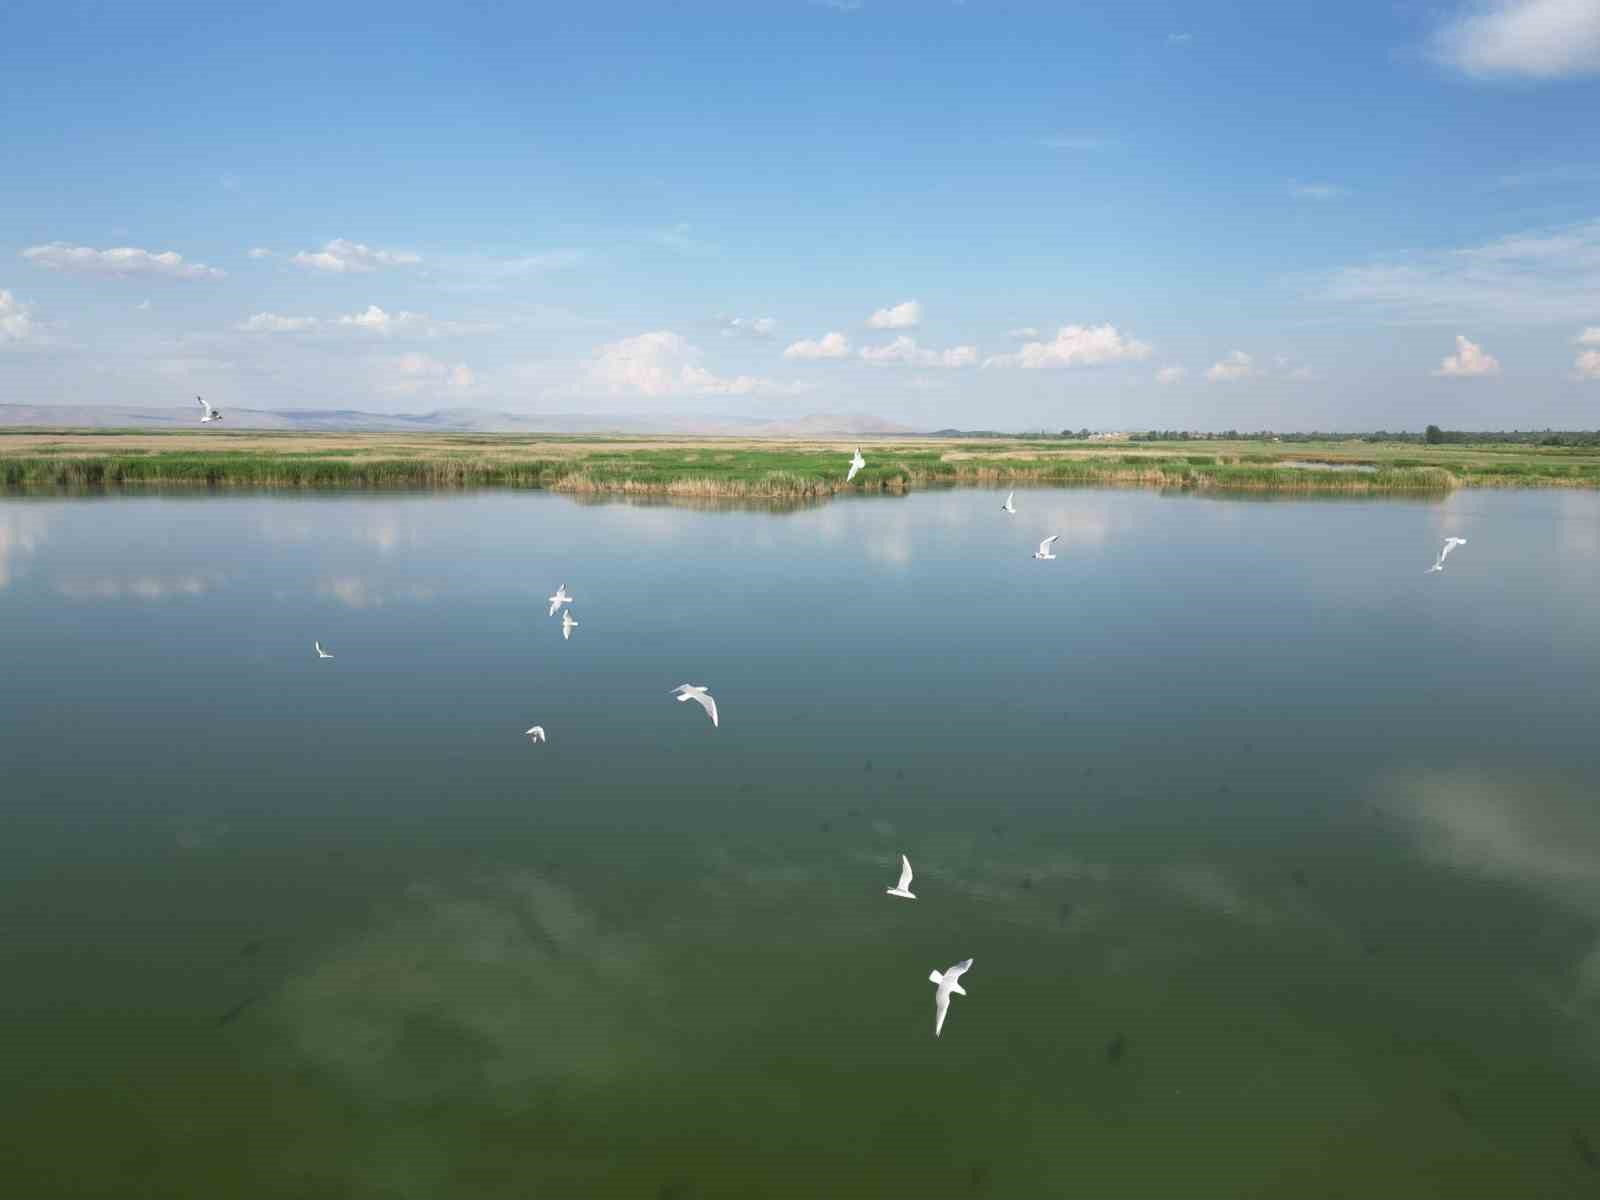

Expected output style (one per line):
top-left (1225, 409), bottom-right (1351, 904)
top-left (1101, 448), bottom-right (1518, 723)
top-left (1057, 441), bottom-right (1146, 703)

top-left (1002, 491), bottom-right (1016, 514)
top-left (314, 641), bottom-right (333, 659)
top-left (886, 854), bottom-right (917, 900)
top-left (525, 725), bottom-right (546, 743)
top-left (846, 446), bottom-right (866, 483)
top-left (562, 610), bottom-right (578, 640)
top-left (547, 584), bottom-right (573, 617)
top-left (929, 958), bottom-right (972, 1038)
top-left (196, 395), bottom-right (221, 423)
top-left (1427, 537), bottom-right (1467, 573)
top-left (671, 683), bottom-right (719, 728)
top-left (1033, 535), bottom-right (1059, 560)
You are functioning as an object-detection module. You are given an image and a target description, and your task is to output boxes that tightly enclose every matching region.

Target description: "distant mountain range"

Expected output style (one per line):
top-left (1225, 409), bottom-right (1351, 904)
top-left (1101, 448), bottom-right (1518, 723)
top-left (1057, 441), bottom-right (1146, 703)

top-left (0, 404), bottom-right (916, 436)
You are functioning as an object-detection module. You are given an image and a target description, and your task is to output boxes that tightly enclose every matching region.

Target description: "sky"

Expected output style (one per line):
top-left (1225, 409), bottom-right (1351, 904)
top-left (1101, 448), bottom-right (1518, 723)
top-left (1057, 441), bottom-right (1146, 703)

top-left (1, 0), bottom-right (1598, 431)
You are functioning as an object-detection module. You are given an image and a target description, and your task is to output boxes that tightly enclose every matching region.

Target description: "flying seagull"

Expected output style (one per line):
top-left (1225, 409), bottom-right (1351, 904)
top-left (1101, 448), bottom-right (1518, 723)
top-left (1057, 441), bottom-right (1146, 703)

top-left (846, 446), bottom-right (866, 483)
top-left (561, 610), bottom-right (578, 640)
top-left (547, 584), bottom-right (573, 617)
top-left (930, 958), bottom-right (972, 1038)
top-left (314, 641), bottom-right (333, 659)
top-left (1427, 537), bottom-right (1467, 573)
top-left (196, 395), bottom-right (222, 423)
top-left (671, 683), bottom-right (719, 728)
top-left (886, 854), bottom-right (917, 900)
top-left (1002, 491), bottom-right (1016, 514)
top-left (1033, 535), bottom-right (1059, 560)
top-left (525, 725), bottom-right (546, 743)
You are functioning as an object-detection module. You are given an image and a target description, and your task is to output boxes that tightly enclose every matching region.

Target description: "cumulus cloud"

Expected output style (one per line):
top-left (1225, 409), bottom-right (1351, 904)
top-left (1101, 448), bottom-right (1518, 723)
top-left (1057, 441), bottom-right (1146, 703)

top-left (1321, 219), bottom-right (1600, 324)
top-left (291, 238), bottom-right (420, 274)
top-left (236, 305), bottom-right (491, 338)
top-left (1006, 326), bottom-right (1040, 339)
top-left (859, 335), bottom-right (977, 368)
top-left (0, 289), bottom-right (42, 345)
top-left (722, 316), bottom-right (776, 339)
top-left (1155, 365), bottom-right (1186, 384)
top-left (1206, 350), bottom-right (1256, 382)
top-left (237, 312), bottom-right (318, 333)
top-left (585, 330), bottom-right (802, 397)
top-left (247, 247), bottom-right (275, 259)
top-left (1289, 181), bottom-right (1348, 199)
top-left (337, 305), bottom-right (426, 335)
top-left (1431, 0), bottom-right (1600, 79)
top-left (1577, 349), bottom-right (1600, 379)
top-left (782, 331), bottom-right (851, 360)
top-left (1433, 334), bottom-right (1501, 377)
top-left (866, 300), bottom-right (921, 330)
top-left (984, 323), bottom-right (1152, 369)
top-left (1578, 327), bottom-right (1600, 345)
top-left (22, 242), bottom-right (224, 280)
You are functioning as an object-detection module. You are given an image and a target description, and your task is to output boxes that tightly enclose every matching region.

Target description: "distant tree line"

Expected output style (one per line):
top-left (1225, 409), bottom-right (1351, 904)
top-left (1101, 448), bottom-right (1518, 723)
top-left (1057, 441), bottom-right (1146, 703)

top-left (929, 427), bottom-right (1600, 445)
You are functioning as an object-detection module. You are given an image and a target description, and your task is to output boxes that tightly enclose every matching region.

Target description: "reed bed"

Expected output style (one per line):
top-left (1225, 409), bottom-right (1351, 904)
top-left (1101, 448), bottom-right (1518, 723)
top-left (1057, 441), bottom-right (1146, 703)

top-left (5, 438), bottom-right (1599, 496)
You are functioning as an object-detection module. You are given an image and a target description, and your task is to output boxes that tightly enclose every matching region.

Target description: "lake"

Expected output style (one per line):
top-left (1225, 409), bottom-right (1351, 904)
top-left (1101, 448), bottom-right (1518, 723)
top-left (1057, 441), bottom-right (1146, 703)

top-left (2, 485), bottom-right (1599, 1198)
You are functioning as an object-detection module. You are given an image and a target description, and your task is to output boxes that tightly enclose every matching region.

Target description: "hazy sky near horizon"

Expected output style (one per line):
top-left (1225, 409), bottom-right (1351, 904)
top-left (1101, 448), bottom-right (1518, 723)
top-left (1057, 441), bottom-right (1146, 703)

top-left (2, 0), bottom-right (1598, 430)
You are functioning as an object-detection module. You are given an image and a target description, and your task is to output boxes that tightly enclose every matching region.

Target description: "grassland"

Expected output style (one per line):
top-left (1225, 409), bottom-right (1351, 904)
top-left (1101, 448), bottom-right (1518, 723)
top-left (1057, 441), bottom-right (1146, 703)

top-left (6, 429), bottom-right (1600, 497)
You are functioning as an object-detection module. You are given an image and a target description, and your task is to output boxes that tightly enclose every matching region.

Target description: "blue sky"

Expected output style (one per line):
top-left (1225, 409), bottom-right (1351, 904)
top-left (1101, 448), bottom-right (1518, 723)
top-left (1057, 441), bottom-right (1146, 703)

top-left (2, 0), bottom-right (1598, 429)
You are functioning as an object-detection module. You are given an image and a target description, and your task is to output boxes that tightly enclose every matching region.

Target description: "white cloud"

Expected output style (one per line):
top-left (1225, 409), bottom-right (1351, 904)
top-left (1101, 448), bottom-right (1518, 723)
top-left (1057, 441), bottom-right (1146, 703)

top-left (382, 352), bottom-right (476, 396)
top-left (859, 335), bottom-right (978, 368)
top-left (337, 305), bottom-right (426, 335)
top-left (984, 323), bottom-right (1152, 369)
top-left (136, 299), bottom-right (150, 311)
top-left (1289, 181), bottom-right (1348, 199)
top-left (1576, 328), bottom-right (1600, 377)
top-left (1321, 218), bottom-right (1600, 324)
top-left (1006, 326), bottom-right (1040, 339)
top-left (291, 238), bottom-right (420, 274)
top-left (247, 247), bottom-right (275, 259)
top-left (58, 573), bottom-right (221, 601)
top-left (236, 305), bottom-right (492, 338)
top-left (585, 330), bottom-right (802, 397)
top-left (1155, 365), bottom-right (1186, 384)
top-left (1286, 364), bottom-right (1317, 381)
top-left (22, 242), bottom-right (224, 280)
top-left (866, 300), bottom-right (921, 329)
top-left (0, 289), bottom-right (42, 345)
top-left (1206, 350), bottom-right (1256, 383)
top-left (1167, 31), bottom-right (1192, 44)
top-left (722, 316), bottom-right (777, 339)
top-left (237, 312), bottom-right (318, 334)
top-left (1431, 0), bottom-right (1600, 79)
top-left (1433, 334), bottom-right (1501, 377)
top-left (783, 331), bottom-right (851, 360)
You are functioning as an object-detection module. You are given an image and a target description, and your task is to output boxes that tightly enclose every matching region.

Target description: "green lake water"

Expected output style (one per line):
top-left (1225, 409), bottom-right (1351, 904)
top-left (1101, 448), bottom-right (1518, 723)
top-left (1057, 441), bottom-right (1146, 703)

top-left (2, 486), bottom-right (1599, 1197)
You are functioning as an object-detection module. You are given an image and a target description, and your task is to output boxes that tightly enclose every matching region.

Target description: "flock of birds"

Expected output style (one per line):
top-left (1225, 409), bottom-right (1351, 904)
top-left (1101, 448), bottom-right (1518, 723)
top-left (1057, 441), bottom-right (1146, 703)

top-left (305, 443), bottom-right (1472, 1040)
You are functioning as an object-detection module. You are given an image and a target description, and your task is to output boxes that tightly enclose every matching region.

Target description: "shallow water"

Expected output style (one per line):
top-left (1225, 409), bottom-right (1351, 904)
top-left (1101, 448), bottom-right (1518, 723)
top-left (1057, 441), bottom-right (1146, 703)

top-left (2, 486), bottom-right (1599, 1198)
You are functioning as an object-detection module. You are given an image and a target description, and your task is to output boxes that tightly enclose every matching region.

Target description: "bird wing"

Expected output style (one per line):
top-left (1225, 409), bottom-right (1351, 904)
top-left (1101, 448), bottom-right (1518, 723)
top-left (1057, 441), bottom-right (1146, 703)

top-left (696, 692), bottom-right (719, 727)
top-left (948, 958), bottom-right (972, 980)
top-left (934, 986), bottom-right (950, 1037)
top-left (548, 598), bottom-right (559, 616)
top-left (195, 395), bottom-right (211, 416)
top-left (1038, 536), bottom-right (1059, 553)
top-left (897, 855), bottom-right (914, 890)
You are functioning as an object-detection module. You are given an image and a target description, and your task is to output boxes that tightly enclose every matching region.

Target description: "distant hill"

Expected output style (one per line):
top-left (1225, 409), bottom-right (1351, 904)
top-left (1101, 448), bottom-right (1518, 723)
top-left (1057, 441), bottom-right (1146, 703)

top-left (0, 404), bottom-right (916, 437)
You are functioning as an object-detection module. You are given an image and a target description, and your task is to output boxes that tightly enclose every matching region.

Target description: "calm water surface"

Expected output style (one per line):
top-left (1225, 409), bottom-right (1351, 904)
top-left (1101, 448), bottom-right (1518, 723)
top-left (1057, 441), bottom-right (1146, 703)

top-left (3, 486), bottom-right (1600, 1197)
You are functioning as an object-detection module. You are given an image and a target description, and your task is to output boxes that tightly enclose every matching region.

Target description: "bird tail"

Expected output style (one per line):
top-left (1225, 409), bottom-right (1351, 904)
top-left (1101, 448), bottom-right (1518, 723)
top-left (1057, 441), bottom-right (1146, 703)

top-left (1426, 564), bottom-right (1442, 573)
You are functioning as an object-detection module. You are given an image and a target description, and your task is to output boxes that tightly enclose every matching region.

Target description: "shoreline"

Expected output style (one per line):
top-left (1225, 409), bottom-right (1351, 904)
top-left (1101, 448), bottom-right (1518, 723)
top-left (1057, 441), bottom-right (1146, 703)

top-left (5, 434), bottom-right (1600, 496)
